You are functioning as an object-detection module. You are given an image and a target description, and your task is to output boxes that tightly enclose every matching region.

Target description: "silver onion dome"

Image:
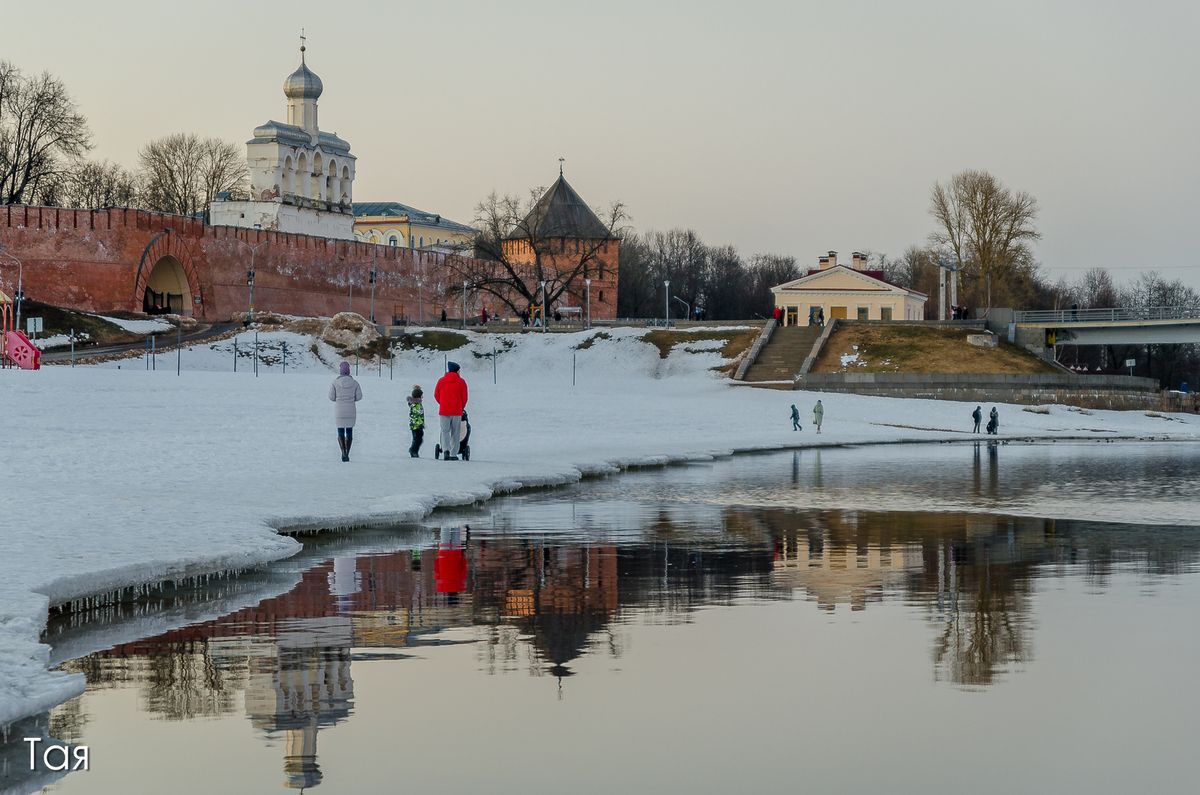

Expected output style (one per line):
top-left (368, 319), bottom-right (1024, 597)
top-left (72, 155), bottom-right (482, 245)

top-left (284, 48), bottom-right (323, 100)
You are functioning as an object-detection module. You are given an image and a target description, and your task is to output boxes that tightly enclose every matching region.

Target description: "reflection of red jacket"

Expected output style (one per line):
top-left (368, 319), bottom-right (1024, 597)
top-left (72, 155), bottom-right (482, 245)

top-left (434, 548), bottom-right (467, 594)
top-left (434, 372), bottom-right (469, 416)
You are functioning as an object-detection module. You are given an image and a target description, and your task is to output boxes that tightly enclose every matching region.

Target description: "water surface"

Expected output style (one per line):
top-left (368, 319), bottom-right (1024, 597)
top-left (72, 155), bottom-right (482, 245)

top-left (24, 443), bottom-right (1200, 793)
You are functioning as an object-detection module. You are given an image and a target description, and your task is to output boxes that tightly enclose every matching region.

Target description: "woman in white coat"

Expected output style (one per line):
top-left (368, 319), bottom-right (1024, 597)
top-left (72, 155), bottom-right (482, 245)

top-left (329, 361), bottom-right (363, 462)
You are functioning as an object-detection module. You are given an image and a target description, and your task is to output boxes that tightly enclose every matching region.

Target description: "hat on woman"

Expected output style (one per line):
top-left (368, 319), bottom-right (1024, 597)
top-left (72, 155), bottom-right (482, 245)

top-left (339, 361), bottom-right (351, 376)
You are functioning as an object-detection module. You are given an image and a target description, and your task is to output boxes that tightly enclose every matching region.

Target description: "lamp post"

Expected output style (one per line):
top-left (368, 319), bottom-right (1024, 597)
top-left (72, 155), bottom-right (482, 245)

top-left (462, 280), bottom-right (468, 330)
top-left (673, 296), bottom-right (690, 324)
top-left (585, 278), bottom-right (592, 329)
top-left (663, 280), bottom-right (670, 328)
top-left (245, 268), bottom-right (255, 326)
top-left (540, 280), bottom-right (547, 333)
top-left (245, 243), bottom-right (265, 325)
top-left (0, 246), bottom-right (23, 332)
top-left (369, 262), bottom-right (378, 324)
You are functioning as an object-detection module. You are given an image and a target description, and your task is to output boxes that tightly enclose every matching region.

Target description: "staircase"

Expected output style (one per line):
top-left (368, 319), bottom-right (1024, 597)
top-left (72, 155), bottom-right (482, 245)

top-left (742, 325), bottom-right (821, 383)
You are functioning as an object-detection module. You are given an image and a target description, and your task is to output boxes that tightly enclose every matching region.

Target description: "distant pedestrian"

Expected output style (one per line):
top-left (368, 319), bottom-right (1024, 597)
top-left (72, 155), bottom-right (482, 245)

top-left (407, 385), bottom-right (425, 458)
top-left (480, 306), bottom-right (489, 325)
top-left (773, 306), bottom-right (782, 323)
top-left (817, 308), bottom-right (826, 328)
top-left (440, 308), bottom-right (448, 325)
top-left (987, 406), bottom-right (999, 435)
top-left (972, 405), bottom-right (982, 434)
top-left (790, 403), bottom-right (802, 431)
top-left (329, 361), bottom-right (362, 462)
top-left (434, 361), bottom-right (469, 460)
top-left (812, 399), bottom-right (824, 433)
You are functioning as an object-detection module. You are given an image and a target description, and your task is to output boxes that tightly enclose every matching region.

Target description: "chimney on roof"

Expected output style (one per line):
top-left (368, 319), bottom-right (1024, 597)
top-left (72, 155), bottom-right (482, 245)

top-left (852, 251), bottom-right (867, 270)
top-left (826, 251), bottom-right (838, 269)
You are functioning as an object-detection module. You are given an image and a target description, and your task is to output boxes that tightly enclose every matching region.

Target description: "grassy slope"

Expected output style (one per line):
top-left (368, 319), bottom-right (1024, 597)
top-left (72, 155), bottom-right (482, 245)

top-left (19, 301), bottom-right (158, 347)
top-left (811, 325), bottom-right (1059, 375)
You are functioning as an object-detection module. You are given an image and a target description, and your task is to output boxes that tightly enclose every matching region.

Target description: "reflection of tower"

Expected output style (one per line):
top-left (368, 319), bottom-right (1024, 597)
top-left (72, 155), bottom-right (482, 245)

top-left (243, 617), bottom-right (355, 790)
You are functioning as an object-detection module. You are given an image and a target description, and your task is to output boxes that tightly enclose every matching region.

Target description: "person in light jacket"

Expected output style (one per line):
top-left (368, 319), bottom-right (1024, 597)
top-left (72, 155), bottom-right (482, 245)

top-left (329, 361), bottom-right (363, 462)
top-left (812, 399), bottom-right (824, 433)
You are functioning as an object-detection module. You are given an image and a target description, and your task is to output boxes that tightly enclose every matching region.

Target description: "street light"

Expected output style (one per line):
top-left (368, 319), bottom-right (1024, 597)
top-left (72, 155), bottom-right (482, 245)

top-left (540, 280), bottom-right (547, 333)
top-left (663, 280), bottom-right (670, 328)
top-left (245, 269), bottom-right (255, 326)
top-left (673, 296), bottom-right (690, 323)
top-left (0, 245), bottom-right (25, 332)
top-left (369, 262), bottom-right (378, 324)
top-left (585, 278), bottom-right (592, 329)
top-left (245, 241), bottom-right (263, 325)
top-left (462, 280), bottom-right (468, 330)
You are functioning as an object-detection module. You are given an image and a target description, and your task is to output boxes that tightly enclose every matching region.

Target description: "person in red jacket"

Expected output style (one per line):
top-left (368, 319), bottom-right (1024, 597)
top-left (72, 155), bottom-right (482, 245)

top-left (433, 361), bottom-right (469, 460)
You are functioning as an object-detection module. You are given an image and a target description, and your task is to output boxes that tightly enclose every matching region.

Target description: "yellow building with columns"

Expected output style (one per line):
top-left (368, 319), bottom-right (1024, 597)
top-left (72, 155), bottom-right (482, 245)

top-left (352, 201), bottom-right (477, 254)
top-left (772, 250), bottom-right (927, 326)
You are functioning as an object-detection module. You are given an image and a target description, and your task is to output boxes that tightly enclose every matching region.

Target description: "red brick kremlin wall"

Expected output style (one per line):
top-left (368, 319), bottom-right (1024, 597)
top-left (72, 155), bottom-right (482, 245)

top-left (501, 237), bottom-right (620, 318)
top-left (0, 204), bottom-right (492, 323)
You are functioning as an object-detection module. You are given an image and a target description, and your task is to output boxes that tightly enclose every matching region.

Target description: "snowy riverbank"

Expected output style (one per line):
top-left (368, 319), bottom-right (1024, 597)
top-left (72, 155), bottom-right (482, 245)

top-left (2, 326), bottom-right (1199, 729)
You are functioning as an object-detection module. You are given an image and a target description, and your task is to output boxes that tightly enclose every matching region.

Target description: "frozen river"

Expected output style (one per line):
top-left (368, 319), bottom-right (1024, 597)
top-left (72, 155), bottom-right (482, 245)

top-left (14, 442), bottom-right (1200, 794)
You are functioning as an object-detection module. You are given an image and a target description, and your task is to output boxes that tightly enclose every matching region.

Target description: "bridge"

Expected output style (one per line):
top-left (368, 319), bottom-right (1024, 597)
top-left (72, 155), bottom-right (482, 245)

top-left (1013, 306), bottom-right (1200, 345)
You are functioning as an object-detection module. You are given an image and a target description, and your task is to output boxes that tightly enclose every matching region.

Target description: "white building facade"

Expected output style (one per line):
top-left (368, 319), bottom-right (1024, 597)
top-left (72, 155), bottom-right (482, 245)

top-left (210, 44), bottom-right (357, 240)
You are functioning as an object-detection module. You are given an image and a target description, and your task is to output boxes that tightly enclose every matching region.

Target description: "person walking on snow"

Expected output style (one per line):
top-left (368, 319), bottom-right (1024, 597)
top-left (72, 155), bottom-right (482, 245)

top-left (790, 404), bottom-right (802, 431)
top-left (407, 385), bottom-right (425, 458)
top-left (988, 406), bottom-right (999, 435)
top-left (329, 361), bottom-right (362, 462)
top-left (972, 405), bottom-right (982, 433)
top-left (434, 361), bottom-right (469, 460)
top-left (812, 400), bottom-right (824, 433)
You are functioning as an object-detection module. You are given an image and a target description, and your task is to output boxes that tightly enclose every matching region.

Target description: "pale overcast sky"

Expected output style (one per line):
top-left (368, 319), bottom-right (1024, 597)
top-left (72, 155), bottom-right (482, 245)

top-left (4, 0), bottom-right (1198, 286)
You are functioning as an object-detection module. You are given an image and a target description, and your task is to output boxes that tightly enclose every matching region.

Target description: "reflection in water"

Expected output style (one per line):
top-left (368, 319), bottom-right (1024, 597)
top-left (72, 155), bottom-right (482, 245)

top-left (44, 506), bottom-right (1200, 791)
top-left (23, 443), bottom-right (1200, 793)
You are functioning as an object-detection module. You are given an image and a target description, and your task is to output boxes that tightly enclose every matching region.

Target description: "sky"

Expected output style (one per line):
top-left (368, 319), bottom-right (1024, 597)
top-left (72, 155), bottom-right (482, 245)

top-left (3, 0), bottom-right (1198, 287)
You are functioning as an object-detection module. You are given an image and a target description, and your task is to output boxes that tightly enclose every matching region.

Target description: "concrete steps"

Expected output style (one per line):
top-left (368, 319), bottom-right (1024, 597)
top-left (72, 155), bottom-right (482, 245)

top-left (743, 325), bottom-right (822, 382)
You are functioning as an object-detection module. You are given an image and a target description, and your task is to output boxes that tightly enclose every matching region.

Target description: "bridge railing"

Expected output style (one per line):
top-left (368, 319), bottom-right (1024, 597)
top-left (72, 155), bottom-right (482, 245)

top-left (1014, 306), bottom-right (1200, 324)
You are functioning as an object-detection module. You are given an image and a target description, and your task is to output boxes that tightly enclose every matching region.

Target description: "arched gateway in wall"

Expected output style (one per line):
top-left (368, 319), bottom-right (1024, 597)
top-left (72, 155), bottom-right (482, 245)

top-left (132, 230), bottom-right (204, 317)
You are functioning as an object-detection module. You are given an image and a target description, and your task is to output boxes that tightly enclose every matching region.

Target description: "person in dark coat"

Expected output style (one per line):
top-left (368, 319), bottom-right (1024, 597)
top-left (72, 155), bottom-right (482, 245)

top-left (790, 404), bottom-right (802, 431)
top-left (972, 405), bottom-right (982, 433)
top-left (407, 385), bottom-right (425, 458)
top-left (987, 406), bottom-right (999, 435)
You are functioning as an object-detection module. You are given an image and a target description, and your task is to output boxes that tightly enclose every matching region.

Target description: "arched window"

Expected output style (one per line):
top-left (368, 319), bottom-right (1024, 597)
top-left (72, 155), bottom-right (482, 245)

top-left (341, 166), bottom-right (351, 203)
top-left (311, 153), bottom-right (323, 200)
top-left (296, 153), bottom-right (308, 199)
top-left (282, 156), bottom-right (294, 197)
top-left (389, 236), bottom-right (398, 247)
top-left (419, 236), bottom-right (424, 247)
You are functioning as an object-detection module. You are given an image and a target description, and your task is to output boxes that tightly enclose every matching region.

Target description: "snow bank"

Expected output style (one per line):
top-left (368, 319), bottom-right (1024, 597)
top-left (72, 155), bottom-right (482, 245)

top-left (1, 325), bottom-right (1197, 729)
top-left (92, 315), bottom-right (174, 334)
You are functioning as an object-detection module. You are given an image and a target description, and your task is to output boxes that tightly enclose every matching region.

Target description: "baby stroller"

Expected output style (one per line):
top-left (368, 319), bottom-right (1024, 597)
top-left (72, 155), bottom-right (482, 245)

top-left (433, 412), bottom-right (472, 461)
top-left (458, 412), bottom-right (472, 461)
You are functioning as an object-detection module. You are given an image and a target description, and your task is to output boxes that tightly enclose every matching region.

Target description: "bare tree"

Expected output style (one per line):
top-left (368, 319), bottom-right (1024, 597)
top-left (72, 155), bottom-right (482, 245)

top-left (0, 61), bottom-right (92, 204)
top-left (448, 189), bottom-right (626, 316)
top-left (138, 133), bottom-right (247, 218)
top-left (55, 159), bottom-right (139, 209)
top-left (929, 170), bottom-right (1040, 311)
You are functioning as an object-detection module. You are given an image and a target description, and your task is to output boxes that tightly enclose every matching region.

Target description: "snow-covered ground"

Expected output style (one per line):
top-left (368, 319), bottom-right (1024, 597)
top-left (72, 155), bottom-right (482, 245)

top-left (1, 325), bottom-right (1198, 730)
top-left (91, 314), bottom-right (174, 334)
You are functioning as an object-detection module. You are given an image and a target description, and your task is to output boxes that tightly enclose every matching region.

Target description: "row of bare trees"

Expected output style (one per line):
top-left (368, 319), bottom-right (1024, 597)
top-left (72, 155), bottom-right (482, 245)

top-left (1, 61), bottom-right (246, 215)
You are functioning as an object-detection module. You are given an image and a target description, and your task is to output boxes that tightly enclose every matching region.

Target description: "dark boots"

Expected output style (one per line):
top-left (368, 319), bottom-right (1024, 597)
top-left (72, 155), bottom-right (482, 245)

top-left (338, 429), bottom-right (353, 462)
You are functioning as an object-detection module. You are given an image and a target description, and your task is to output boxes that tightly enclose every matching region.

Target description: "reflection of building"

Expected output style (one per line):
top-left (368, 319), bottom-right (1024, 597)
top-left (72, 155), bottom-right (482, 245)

top-left (352, 202), bottom-right (477, 254)
top-left (773, 533), bottom-right (922, 612)
top-left (210, 42), bottom-right (357, 240)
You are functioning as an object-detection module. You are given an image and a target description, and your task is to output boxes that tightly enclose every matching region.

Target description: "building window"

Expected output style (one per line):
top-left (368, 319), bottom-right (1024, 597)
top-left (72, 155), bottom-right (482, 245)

top-left (857, 307), bottom-right (870, 321)
top-left (881, 306), bottom-right (893, 321)
top-left (389, 236), bottom-right (398, 247)
top-left (599, 290), bottom-right (605, 303)
top-left (419, 236), bottom-right (424, 248)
